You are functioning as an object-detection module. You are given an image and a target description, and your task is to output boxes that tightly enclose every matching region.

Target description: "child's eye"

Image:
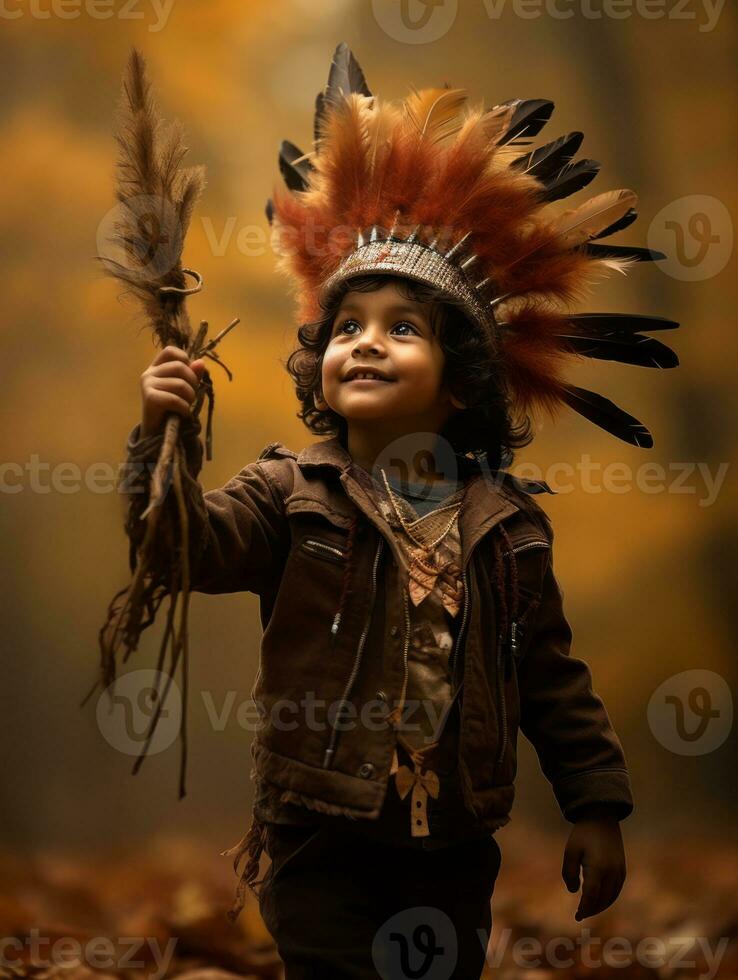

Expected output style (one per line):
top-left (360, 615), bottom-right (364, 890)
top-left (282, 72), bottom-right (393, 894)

top-left (335, 319), bottom-right (360, 335)
top-left (392, 321), bottom-right (420, 336)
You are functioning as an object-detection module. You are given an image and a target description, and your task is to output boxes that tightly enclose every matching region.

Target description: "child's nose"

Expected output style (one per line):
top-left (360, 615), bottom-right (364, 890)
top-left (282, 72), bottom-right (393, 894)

top-left (352, 324), bottom-right (386, 353)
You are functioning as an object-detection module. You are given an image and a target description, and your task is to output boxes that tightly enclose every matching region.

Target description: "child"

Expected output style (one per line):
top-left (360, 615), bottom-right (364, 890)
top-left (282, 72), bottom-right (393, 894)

top-left (123, 42), bottom-right (679, 980)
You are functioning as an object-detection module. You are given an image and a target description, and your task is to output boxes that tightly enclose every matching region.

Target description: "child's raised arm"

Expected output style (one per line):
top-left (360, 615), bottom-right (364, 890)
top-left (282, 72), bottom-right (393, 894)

top-left (121, 346), bottom-right (290, 596)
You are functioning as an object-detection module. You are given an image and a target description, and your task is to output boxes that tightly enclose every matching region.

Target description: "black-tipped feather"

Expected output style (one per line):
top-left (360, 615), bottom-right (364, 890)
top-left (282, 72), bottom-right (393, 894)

top-left (568, 313), bottom-right (680, 334)
top-left (539, 158), bottom-right (600, 203)
top-left (555, 333), bottom-right (679, 368)
top-left (326, 41), bottom-right (372, 102)
top-left (314, 41), bottom-right (372, 144)
top-left (279, 139), bottom-right (313, 191)
top-left (583, 242), bottom-right (666, 262)
top-left (265, 198), bottom-right (274, 225)
top-left (512, 131), bottom-right (583, 181)
top-left (560, 384), bottom-right (653, 448)
top-left (592, 207), bottom-right (638, 240)
top-left (497, 99), bottom-right (555, 145)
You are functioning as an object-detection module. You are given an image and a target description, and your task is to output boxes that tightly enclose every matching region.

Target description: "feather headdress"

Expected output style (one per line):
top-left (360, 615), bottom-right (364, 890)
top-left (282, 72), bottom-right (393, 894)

top-left (266, 42), bottom-right (679, 448)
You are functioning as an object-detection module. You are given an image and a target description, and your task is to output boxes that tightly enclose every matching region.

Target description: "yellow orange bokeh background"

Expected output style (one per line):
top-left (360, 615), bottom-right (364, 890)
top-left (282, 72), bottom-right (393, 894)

top-left (1, 0), bottom-right (736, 897)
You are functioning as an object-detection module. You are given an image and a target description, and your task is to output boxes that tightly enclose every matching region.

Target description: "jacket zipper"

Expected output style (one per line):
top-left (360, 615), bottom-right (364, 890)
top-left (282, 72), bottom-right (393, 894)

top-left (496, 537), bottom-right (551, 767)
top-left (301, 538), bottom-right (347, 563)
top-left (447, 566), bottom-right (469, 689)
top-left (399, 585), bottom-right (411, 710)
top-left (506, 537), bottom-right (550, 667)
top-left (322, 536), bottom-right (384, 769)
top-left (510, 539), bottom-right (550, 555)
top-left (443, 523), bottom-right (541, 816)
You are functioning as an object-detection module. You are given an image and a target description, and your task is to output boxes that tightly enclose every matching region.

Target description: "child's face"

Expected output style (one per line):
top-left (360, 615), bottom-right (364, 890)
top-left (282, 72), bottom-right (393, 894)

top-left (316, 280), bottom-right (465, 430)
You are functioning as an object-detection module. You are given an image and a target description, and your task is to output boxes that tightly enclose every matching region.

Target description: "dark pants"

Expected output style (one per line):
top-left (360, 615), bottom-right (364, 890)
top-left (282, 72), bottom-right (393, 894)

top-left (258, 822), bottom-right (502, 979)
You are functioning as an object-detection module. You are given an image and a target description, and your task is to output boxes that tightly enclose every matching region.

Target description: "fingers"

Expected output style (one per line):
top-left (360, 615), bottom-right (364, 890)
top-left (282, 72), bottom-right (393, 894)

top-left (143, 385), bottom-right (193, 419)
top-left (562, 841), bottom-right (583, 893)
top-left (597, 870), bottom-right (624, 912)
top-left (149, 359), bottom-right (202, 389)
top-left (151, 375), bottom-right (198, 403)
top-left (575, 865), bottom-right (603, 921)
top-left (575, 864), bottom-right (627, 920)
top-left (151, 344), bottom-right (190, 367)
top-left (564, 843), bottom-right (609, 921)
top-left (149, 345), bottom-right (205, 382)
top-left (139, 346), bottom-right (208, 437)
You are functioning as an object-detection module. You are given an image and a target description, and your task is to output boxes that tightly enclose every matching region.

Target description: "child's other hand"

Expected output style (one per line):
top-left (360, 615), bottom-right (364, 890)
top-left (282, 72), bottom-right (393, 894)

top-left (140, 345), bottom-right (206, 439)
top-left (562, 806), bottom-right (626, 921)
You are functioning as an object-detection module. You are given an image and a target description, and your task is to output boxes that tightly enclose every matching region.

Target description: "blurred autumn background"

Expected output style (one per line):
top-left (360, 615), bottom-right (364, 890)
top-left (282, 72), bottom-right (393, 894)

top-left (1, 0), bottom-right (737, 977)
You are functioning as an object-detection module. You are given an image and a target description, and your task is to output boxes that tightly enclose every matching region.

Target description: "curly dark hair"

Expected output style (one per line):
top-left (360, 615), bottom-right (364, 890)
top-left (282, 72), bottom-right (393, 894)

top-left (283, 273), bottom-right (534, 472)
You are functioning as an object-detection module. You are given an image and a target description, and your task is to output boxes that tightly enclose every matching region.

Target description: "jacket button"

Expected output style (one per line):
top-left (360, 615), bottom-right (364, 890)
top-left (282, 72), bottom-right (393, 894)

top-left (358, 762), bottom-right (376, 779)
top-left (389, 625), bottom-right (399, 637)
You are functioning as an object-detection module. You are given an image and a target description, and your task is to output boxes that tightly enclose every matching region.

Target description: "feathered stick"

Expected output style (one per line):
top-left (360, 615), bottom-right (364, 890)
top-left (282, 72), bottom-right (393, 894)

top-left (81, 47), bottom-right (239, 799)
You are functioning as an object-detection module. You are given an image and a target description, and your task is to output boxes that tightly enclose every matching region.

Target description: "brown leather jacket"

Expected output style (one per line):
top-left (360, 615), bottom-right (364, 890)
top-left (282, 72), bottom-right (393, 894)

top-left (124, 419), bottom-right (634, 836)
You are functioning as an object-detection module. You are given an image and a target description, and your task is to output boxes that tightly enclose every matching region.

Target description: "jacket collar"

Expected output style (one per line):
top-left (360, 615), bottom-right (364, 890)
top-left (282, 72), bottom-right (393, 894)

top-left (296, 436), bottom-right (520, 571)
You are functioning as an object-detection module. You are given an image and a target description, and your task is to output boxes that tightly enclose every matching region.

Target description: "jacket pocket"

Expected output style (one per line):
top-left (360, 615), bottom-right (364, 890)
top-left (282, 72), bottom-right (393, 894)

top-left (299, 535), bottom-right (348, 565)
top-left (510, 585), bottom-right (542, 667)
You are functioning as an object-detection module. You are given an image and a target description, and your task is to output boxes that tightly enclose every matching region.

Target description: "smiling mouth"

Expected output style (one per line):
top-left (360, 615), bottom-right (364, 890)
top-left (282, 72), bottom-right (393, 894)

top-left (342, 371), bottom-right (396, 383)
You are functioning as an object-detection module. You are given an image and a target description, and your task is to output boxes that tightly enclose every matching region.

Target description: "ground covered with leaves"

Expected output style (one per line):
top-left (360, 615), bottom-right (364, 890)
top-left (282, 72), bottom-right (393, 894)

top-left (1, 827), bottom-right (736, 979)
